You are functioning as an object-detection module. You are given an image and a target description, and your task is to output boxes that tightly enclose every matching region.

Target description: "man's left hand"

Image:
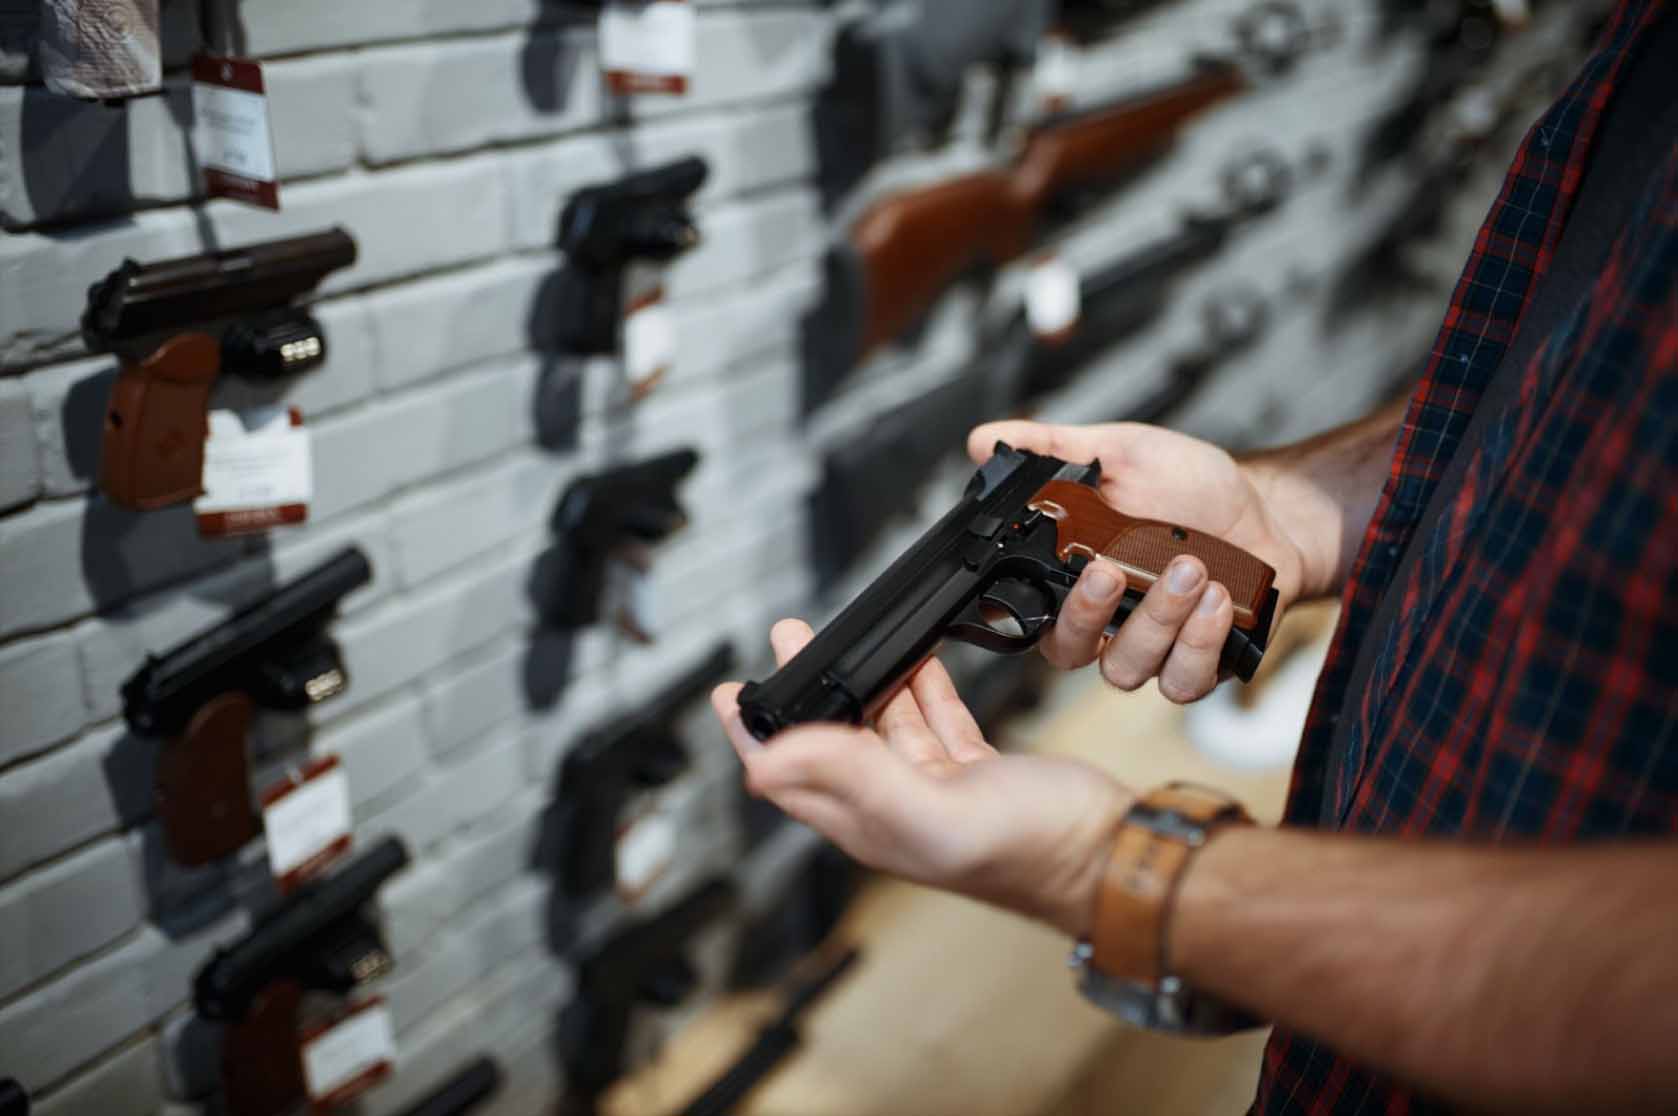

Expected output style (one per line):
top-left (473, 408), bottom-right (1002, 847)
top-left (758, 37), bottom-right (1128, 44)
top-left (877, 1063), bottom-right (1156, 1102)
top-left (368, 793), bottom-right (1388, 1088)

top-left (712, 619), bottom-right (1133, 939)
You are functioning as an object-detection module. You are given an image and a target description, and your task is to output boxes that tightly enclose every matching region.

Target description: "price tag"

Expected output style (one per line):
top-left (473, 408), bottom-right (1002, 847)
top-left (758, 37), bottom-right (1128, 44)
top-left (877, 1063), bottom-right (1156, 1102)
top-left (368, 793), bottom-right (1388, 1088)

top-left (301, 1000), bottom-right (396, 1108)
top-left (616, 802), bottom-right (680, 902)
top-left (195, 407), bottom-right (312, 538)
top-left (1489, 0), bottom-right (1531, 26)
top-left (623, 290), bottom-right (677, 400)
top-left (260, 756), bottom-right (354, 892)
top-left (1025, 255), bottom-right (1081, 342)
top-left (600, 1), bottom-right (697, 96)
top-left (1034, 34), bottom-right (1079, 113)
top-left (191, 55), bottom-right (280, 210)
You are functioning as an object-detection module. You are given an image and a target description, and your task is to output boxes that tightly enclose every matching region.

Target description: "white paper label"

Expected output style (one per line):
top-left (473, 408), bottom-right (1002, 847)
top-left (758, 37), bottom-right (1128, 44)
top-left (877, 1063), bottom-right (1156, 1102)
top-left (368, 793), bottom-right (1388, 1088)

top-left (617, 807), bottom-right (679, 898)
top-left (262, 761), bottom-right (353, 884)
top-left (600, 1), bottom-right (697, 93)
top-left (1490, 0), bottom-right (1531, 25)
top-left (1026, 257), bottom-right (1081, 339)
top-left (192, 80), bottom-right (276, 183)
top-left (195, 407), bottom-right (312, 535)
top-left (302, 1004), bottom-right (396, 1104)
top-left (624, 299), bottom-right (677, 393)
top-left (1034, 36), bottom-right (1079, 110)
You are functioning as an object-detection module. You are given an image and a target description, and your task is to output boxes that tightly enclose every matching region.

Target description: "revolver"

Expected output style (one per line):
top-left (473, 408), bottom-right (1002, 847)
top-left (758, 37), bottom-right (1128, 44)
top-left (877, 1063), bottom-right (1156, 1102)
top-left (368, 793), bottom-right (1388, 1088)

top-left (739, 444), bottom-right (1278, 739)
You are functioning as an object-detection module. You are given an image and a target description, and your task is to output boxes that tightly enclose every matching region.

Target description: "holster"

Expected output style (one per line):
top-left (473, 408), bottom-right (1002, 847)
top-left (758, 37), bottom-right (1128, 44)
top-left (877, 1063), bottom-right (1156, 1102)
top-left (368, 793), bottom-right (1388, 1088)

top-left (99, 332), bottom-right (219, 510)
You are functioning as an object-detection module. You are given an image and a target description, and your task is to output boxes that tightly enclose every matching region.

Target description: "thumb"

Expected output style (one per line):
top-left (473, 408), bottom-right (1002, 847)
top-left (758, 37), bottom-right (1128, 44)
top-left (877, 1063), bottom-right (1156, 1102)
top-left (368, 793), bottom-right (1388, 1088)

top-left (967, 420), bottom-right (1119, 467)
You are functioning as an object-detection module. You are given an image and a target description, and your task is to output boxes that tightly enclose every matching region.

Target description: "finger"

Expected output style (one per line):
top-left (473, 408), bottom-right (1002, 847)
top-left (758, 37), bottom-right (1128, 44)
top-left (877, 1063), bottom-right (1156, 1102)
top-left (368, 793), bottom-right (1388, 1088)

top-left (1100, 556), bottom-right (1208, 691)
top-left (758, 788), bottom-right (862, 850)
top-left (742, 724), bottom-right (904, 806)
top-left (966, 420), bottom-right (1124, 467)
top-left (1157, 582), bottom-right (1233, 704)
top-left (906, 657), bottom-right (994, 762)
top-left (874, 677), bottom-right (947, 767)
top-left (1040, 558), bottom-right (1128, 669)
top-left (713, 683), bottom-right (766, 757)
top-left (769, 618), bottom-right (816, 666)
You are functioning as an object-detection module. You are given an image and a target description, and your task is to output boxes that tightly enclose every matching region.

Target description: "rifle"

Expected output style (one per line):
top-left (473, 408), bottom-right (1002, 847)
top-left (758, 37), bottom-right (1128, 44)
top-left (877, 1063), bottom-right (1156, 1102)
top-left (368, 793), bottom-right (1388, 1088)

top-left (678, 948), bottom-right (862, 1116)
top-left (195, 837), bottom-right (409, 1116)
top-left (553, 157), bottom-right (709, 360)
top-left (397, 1057), bottom-right (502, 1116)
top-left (121, 546), bottom-right (372, 866)
top-left (532, 449), bottom-right (700, 630)
top-left (739, 443), bottom-right (1278, 739)
top-left (806, 60), bottom-right (1249, 409)
top-left (561, 878), bottom-right (736, 1110)
top-left (555, 642), bottom-right (736, 900)
top-left (83, 228), bottom-right (357, 510)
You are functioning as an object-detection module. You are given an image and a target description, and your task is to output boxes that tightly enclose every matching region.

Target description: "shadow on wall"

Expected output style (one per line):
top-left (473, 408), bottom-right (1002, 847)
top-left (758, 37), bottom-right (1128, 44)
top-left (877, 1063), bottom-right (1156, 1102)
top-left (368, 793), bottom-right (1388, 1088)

top-left (517, 4), bottom-right (595, 114)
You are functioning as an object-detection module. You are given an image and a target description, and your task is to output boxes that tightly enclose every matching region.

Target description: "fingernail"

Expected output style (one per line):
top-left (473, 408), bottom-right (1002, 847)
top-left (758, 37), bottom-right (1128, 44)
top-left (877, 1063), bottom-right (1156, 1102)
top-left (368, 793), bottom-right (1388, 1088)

top-left (1083, 566), bottom-right (1118, 598)
top-left (1197, 583), bottom-right (1225, 615)
top-left (1168, 559), bottom-right (1203, 595)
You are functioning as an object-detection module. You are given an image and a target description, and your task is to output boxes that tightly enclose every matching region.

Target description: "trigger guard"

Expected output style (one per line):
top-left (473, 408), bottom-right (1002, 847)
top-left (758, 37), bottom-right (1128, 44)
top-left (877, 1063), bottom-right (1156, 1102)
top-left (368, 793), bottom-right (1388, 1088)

top-left (947, 581), bottom-right (1056, 654)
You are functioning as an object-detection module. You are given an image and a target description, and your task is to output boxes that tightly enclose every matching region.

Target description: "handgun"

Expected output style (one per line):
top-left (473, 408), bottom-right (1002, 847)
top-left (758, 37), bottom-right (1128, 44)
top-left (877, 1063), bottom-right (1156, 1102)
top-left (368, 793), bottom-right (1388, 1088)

top-left (554, 157), bottom-right (709, 359)
top-left (195, 837), bottom-right (408, 1116)
top-left (82, 228), bottom-right (357, 510)
top-left (121, 546), bottom-right (372, 866)
top-left (0, 1079), bottom-right (26, 1116)
top-left (806, 59), bottom-right (1249, 408)
top-left (739, 443), bottom-right (1278, 740)
top-left (555, 642), bottom-right (736, 899)
top-left (532, 448), bottom-right (700, 630)
top-left (561, 877), bottom-right (735, 1109)
top-left (396, 1057), bottom-right (502, 1116)
top-left (679, 948), bottom-right (861, 1116)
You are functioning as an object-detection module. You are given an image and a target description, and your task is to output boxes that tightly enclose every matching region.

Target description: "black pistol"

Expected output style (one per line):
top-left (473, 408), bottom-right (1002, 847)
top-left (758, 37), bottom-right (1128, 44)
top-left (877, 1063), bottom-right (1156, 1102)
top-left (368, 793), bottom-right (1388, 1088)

top-left (195, 837), bottom-right (408, 1116)
top-left (556, 642), bottom-right (736, 899)
top-left (83, 228), bottom-right (357, 510)
top-left (555, 157), bottom-right (709, 356)
top-left (533, 448), bottom-right (700, 630)
top-left (121, 546), bottom-right (372, 866)
top-left (0, 1080), bottom-right (27, 1116)
top-left (740, 444), bottom-right (1279, 740)
top-left (560, 877), bottom-right (735, 1110)
top-left (396, 1057), bottom-right (502, 1116)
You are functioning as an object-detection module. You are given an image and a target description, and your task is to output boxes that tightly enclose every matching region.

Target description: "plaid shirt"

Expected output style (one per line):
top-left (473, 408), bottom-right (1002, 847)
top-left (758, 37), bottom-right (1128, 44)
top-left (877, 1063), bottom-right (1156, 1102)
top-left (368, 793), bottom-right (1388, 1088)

top-left (1256, 3), bottom-right (1678, 1113)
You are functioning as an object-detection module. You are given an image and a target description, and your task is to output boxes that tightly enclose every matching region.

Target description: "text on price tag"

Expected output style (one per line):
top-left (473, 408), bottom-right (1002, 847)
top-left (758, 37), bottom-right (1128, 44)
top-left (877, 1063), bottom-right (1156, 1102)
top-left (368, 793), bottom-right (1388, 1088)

top-left (1026, 255), bottom-right (1082, 342)
top-left (600, 1), bottom-right (696, 95)
top-left (301, 1000), bottom-right (396, 1108)
top-left (260, 756), bottom-right (353, 892)
top-left (191, 55), bottom-right (280, 209)
top-left (195, 407), bottom-right (312, 538)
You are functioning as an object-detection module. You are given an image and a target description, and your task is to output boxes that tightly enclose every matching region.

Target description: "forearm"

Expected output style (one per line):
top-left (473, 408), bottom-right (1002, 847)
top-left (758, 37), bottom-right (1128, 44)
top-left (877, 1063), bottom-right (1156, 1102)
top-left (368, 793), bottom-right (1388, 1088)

top-left (1239, 396), bottom-right (1408, 601)
top-left (1171, 827), bottom-right (1678, 1113)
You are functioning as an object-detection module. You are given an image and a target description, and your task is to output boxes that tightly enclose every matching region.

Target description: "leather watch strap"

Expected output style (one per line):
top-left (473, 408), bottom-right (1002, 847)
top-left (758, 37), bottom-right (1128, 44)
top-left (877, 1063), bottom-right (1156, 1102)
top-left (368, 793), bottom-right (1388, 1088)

top-left (1089, 783), bottom-right (1251, 985)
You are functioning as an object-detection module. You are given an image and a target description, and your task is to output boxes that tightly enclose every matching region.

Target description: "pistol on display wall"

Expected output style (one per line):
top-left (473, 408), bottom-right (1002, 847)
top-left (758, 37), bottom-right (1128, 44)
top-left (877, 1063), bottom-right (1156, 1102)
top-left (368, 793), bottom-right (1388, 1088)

top-left (83, 228), bottom-right (357, 510)
top-left (740, 444), bottom-right (1279, 740)
top-left (533, 448), bottom-right (700, 631)
top-left (556, 643), bottom-right (736, 899)
top-left (679, 948), bottom-right (862, 1116)
top-left (807, 59), bottom-right (1249, 409)
top-left (194, 837), bottom-right (409, 1116)
top-left (555, 157), bottom-right (709, 356)
top-left (397, 1057), bottom-right (502, 1116)
top-left (561, 878), bottom-right (735, 1109)
top-left (121, 546), bottom-right (371, 866)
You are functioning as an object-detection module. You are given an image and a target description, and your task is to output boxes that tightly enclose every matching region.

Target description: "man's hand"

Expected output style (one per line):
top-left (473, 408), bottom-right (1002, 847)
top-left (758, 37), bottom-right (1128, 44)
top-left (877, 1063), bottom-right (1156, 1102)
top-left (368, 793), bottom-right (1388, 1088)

top-left (968, 419), bottom-right (1319, 703)
top-left (713, 619), bottom-right (1132, 938)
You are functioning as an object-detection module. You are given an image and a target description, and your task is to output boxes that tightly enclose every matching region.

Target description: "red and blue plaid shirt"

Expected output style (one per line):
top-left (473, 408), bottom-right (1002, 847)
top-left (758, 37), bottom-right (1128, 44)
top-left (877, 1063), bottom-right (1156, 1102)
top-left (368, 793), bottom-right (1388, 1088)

top-left (1257, 2), bottom-right (1678, 1112)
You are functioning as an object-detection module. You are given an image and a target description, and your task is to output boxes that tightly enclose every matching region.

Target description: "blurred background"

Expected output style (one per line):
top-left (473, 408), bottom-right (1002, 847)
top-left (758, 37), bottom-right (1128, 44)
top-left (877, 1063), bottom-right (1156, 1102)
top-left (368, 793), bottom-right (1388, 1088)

top-left (0, 1), bottom-right (1608, 1113)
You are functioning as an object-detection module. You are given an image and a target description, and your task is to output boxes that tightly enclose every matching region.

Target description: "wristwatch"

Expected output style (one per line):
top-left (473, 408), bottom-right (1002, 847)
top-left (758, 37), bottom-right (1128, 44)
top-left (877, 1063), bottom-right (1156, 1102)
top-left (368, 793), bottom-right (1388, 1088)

top-left (1070, 782), bottom-right (1262, 1034)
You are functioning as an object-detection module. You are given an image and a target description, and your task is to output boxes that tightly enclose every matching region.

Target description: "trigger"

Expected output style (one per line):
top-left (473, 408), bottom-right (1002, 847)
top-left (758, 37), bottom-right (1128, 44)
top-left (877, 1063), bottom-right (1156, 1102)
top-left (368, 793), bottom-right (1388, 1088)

top-left (981, 579), bottom-right (1056, 633)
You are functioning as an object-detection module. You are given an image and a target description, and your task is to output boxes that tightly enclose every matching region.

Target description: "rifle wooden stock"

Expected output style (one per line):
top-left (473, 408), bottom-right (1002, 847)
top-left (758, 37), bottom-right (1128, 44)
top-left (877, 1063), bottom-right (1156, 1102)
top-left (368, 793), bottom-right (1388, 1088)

top-left (853, 62), bottom-right (1248, 357)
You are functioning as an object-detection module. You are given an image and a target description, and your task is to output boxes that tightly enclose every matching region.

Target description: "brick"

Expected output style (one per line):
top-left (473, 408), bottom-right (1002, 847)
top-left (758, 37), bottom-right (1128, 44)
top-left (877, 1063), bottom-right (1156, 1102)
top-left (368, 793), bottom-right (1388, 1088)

top-left (456, 877), bottom-right (547, 978)
top-left (361, 258), bottom-right (547, 394)
top-left (218, 0), bottom-right (538, 58)
top-left (0, 496), bottom-right (248, 638)
top-left (357, 30), bottom-right (607, 166)
top-left (124, 823), bottom-right (238, 934)
top-left (452, 795), bottom-right (543, 907)
top-left (522, 664), bottom-right (621, 783)
top-left (664, 259), bottom-right (822, 388)
top-left (441, 733), bottom-right (524, 833)
top-left (355, 772), bottom-right (456, 856)
top-left (0, 376), bottom-right (36, 509)
top-left (375, 857), bottom-right (461, 963)
top-left (33, 1034), bottom-right (161, 1116)
top-left (664, 189), bottom-right (823, 300)
top-left (27, 354), bottom-right (121, 499)
top-left (384, 930), bottom-right (476, 1037)
top-left (0, 632), bottom-right (87, 763)
top-left (630, 10), bottom-right (830, 121)
top-left (305, 696), bottom-right (432, 814)
top-left (386, 452), bottom-right (569, 591)
top-left (1, 157), bottom-right (509, 369)
top-left (0, 837), bottom-right (142, 1001)
top-left (0, 725), bottom-right (155, 882)
top-left (418, 639), bottom-right (525, 762)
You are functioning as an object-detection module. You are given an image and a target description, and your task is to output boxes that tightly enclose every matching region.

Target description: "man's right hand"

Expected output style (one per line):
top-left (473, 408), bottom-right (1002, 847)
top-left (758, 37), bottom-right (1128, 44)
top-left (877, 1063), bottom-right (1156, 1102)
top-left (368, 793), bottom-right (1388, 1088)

top-left (968, 420), bottom-right (1327, 704)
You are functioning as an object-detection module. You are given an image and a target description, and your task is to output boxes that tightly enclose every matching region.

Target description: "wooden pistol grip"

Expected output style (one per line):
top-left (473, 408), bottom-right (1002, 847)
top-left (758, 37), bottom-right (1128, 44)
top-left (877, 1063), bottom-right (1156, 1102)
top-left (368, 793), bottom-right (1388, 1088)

top-left (99, 332), bottom-right (219, 510)
top-left (1029, 480), bottom-right (1276, 632)
top-left (155, 691), bottom-right (260, 866)
top-left (855, 170), bottom-right (1031, 355)
top-left (222, 981), bottom-right (306, 1116)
